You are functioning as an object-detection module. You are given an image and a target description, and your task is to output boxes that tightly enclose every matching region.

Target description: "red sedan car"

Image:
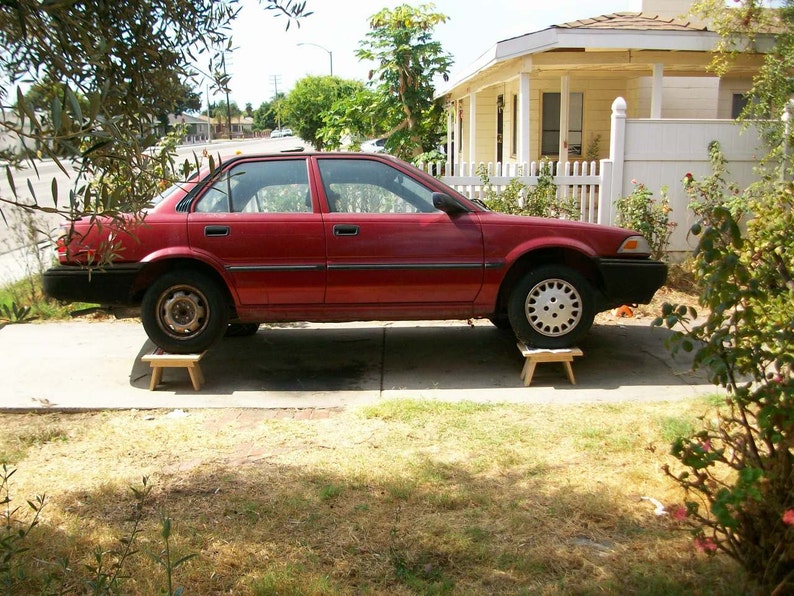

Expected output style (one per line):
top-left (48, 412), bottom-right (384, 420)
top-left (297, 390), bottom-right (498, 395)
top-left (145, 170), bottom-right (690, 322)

top-left (43, 152), bottom-right (667, 354)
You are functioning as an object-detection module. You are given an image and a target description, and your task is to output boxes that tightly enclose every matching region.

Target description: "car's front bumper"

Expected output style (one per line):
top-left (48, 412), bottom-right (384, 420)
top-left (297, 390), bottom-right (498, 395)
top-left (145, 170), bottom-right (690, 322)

top-left (42, 264), bottom-right (144, 306)
top-left (595, 258), bottom-right (668, 309)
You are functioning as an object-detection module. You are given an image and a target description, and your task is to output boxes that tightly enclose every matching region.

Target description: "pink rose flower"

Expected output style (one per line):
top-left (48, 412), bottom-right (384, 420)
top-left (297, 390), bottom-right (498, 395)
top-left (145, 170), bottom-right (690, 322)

top-left (669, 505), bottom-right (687, 521)
top-left (783, 509), bottom-right (794, 526)
top-left (694, 535), bottom-right (718, 553)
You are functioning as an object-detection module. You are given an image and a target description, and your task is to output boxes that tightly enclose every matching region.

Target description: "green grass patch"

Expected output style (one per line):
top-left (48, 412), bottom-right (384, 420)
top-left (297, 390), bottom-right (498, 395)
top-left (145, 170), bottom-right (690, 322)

top-left (0, 397), bottom-right (740, 594)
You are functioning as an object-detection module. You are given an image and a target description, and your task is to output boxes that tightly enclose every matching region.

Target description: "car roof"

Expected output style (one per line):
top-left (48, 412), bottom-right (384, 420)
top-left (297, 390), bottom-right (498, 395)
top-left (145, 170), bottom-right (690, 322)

top-left (217, 151), bottom-right (406, 164)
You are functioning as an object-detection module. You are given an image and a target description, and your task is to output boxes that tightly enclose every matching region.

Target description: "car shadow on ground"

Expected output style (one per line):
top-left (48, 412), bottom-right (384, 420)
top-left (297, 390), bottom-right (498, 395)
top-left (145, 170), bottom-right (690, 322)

top-left (128, 321), bottom-right (710, 395)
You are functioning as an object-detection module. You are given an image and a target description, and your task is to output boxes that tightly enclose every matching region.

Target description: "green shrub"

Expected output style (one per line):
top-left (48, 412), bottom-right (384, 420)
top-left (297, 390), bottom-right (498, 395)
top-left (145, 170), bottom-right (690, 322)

top-left (615, 181), bottom-right (675, 261)
top-left (477, 160), bottom-right (579, 220)
top-left (655, 144), bottom-right (794, 593)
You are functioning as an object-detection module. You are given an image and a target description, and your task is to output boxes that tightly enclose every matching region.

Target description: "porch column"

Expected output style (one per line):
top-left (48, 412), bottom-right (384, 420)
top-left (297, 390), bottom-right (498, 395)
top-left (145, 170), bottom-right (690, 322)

top-left (446, 102), bottom-right (453, 173)
top-left (651, 63), bottom-right (663, 118)
top-left (454, 99), bottom-right (462, 169)
top-left (518, 72), bottom-right (530, 166)
top-left (468, 91), bottom-right (477, 167)
top-left (559, 73), bottom-right (570, 164)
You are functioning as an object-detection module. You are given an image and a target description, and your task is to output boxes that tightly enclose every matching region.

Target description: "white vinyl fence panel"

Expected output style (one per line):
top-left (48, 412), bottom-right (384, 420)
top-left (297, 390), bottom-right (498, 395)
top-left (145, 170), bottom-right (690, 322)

top-left (620, 119), bottom-right (764, 254)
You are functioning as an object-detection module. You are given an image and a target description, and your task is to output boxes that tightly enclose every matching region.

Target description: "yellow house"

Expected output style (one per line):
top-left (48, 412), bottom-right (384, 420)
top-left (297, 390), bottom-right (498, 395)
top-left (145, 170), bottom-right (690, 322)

top-left (439, 0), bottom-right (770, 168)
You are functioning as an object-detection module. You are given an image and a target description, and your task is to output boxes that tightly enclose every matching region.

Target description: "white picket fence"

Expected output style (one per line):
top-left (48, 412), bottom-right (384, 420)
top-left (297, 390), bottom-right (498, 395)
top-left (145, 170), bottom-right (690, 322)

top-left (419, 159), bottom-right (609, 224)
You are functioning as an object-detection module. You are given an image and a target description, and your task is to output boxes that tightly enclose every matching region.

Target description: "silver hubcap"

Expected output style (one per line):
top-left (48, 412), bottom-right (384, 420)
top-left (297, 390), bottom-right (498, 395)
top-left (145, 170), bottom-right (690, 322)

top-left (157, 286), bottom-right (208, 337)
top-left (525, 278), bottom-right (582, 337)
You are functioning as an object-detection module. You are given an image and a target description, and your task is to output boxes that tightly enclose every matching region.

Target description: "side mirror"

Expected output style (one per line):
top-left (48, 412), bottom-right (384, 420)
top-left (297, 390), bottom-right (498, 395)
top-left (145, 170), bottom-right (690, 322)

top-left (432, 192), bottom-right (470, 215)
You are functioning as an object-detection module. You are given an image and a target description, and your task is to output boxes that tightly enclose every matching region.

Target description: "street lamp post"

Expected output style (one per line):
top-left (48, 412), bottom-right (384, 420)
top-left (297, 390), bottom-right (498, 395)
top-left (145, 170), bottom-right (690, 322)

top-left (298, 42), bottom-right (333, 76)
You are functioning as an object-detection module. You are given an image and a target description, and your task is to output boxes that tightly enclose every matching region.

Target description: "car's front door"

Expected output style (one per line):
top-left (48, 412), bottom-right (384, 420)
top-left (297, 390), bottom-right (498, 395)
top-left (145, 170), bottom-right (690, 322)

top-left (187, 157), bottom-right (326, 305)
top-left (315, 156), bottom-right (484, 305)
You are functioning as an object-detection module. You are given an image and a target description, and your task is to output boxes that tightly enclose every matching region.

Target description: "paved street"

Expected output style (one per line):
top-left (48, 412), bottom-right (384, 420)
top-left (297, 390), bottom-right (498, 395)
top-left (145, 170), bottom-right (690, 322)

top-left (0, 316), bottom-right (717, 411)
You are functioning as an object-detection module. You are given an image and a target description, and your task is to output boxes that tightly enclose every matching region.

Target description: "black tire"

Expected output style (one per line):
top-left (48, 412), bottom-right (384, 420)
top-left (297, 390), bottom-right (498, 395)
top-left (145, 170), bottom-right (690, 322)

top-left (488, 314), bottom-right (512, 330)
top-left (141, 270), bottom-right (229, 354)
top-left (225, 322), bottom-right (260, 338)
top-left (507, 265), bottom-right (595, 348)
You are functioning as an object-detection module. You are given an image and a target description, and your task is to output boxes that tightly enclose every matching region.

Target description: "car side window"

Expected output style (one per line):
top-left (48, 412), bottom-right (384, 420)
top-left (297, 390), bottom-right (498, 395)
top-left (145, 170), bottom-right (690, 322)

top-left (194, 159), bottom-right (311, 213)
top-left (317, 158), bottom-right (439, 214)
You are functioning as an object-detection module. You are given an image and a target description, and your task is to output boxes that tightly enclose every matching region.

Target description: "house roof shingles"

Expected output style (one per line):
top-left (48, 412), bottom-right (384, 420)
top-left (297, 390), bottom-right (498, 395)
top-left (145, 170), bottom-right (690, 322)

top-left (553, 12), bottom-right (708, 33)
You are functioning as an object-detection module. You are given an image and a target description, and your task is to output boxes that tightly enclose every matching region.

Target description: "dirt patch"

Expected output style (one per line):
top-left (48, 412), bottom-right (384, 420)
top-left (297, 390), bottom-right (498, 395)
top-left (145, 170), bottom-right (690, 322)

top-left (202, 407), bottom-right (343, 434)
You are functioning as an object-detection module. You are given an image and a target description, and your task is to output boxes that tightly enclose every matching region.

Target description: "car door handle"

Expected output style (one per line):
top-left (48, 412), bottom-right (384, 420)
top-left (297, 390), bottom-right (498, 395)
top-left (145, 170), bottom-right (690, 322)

top-left (205, 225), bottom-right (230, 237)
top-left (333, 225), bottom-right (359, 237)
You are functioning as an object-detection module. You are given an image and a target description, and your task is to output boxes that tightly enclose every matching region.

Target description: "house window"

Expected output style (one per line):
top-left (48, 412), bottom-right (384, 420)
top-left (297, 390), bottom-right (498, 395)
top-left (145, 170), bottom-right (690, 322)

top-left (541, 92), bottom-right (583, 156)
top-left (731, 92), bottom-right (769, 119)
top-left (731, 93), bottom-right (749, 119)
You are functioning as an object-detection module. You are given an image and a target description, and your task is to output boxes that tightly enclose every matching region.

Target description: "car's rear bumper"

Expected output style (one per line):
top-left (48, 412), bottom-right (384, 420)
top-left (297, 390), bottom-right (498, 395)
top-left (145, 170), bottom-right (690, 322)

top-left (595, 258), bottom-right (668, 309)
top-left (42, 264), bottom-right (144, 306)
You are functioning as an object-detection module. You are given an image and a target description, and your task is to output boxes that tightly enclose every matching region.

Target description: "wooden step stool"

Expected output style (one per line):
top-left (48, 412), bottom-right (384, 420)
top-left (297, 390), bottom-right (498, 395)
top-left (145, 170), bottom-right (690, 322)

top-left (517, 344), bottom-right (583, 387)
top-left (141, 349), bottom-right (206, 391)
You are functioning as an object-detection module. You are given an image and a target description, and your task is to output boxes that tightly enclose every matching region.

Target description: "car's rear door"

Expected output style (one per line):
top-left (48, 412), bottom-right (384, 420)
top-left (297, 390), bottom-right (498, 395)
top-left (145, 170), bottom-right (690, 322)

top-left (314, 156), bottom-right (484, 305)
top-left (187, 156), bottom-right (326, 305)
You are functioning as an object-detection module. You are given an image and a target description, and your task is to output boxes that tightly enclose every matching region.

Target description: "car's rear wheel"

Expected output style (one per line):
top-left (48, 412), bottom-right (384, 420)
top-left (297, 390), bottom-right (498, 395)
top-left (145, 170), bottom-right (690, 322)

top-left (141, 271), bottom-right (228, 354)
top-left (507, 265), bottom-right (595, 348)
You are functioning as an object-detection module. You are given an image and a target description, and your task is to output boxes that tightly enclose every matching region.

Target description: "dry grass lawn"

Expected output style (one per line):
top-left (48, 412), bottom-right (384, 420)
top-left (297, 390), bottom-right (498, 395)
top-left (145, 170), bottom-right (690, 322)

top-left (1, 395), bottom-right (744, 595)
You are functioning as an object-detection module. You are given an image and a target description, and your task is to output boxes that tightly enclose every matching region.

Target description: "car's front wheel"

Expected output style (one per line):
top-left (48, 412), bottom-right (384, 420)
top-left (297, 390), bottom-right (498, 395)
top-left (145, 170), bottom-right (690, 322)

top-left (141, 270), bottom-right (229, 354)
top-left (488, 314), bottom-right (512, 330)
top-left (507, 265), bottom-right (595, 348)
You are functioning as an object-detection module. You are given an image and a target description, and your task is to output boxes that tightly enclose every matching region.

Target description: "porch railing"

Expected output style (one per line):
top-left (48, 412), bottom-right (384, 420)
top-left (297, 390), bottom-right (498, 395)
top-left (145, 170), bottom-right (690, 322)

top-left (419, 160), bottom-right (609, 224)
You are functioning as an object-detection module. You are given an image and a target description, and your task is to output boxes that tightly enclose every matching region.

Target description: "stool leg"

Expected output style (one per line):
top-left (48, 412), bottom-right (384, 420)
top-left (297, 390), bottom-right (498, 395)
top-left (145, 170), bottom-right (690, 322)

top-left (149, 366), bottom-right (163, 391)
top-left (188, 364), bottom-right (203, 391)
top-left (563, 361), bottom-right (576, 385)
top-left (523, 360), bottom-right (538, 387)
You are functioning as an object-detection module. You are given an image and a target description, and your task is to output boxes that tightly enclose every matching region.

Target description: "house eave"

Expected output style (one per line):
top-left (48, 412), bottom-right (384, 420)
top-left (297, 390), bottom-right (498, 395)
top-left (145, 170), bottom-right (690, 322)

top-left (438, 26), bottom-right (773, 98)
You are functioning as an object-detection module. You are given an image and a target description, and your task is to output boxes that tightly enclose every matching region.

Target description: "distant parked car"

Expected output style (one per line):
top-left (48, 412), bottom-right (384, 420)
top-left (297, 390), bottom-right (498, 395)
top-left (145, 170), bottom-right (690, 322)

top-left (271, 128), bottom-right (293, 139)
top-left (360, 137), bottom-right (387, 153)
top-left (43, 152), bottom-right (667, 354)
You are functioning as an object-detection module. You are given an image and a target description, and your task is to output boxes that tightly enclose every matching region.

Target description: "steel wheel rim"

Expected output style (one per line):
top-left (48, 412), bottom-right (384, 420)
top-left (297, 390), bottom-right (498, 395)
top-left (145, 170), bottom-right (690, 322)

top-left (525, 278), bottom-right (583, 337)
top-left (156, 285), bottom-right (209, 338)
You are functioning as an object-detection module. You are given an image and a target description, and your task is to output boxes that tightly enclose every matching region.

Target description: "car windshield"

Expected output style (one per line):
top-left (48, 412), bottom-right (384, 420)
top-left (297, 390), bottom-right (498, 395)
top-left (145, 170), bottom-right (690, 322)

top-left (146, 171), bottom-right (201, 210)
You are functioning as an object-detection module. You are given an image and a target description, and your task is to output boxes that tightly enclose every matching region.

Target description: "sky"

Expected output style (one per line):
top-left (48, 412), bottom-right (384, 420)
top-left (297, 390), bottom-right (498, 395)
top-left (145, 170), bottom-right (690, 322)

top-left (218, 0), bottom-right (644, 108)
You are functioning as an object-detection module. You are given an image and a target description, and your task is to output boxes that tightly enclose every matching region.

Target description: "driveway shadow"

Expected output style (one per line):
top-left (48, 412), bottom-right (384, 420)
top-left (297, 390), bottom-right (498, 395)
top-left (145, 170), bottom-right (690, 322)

top-left (129, 321), bottom-right (709, 395)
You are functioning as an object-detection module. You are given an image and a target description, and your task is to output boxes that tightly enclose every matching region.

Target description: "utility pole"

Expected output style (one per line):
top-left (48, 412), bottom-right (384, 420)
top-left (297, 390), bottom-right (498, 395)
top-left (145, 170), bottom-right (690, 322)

top-left (206, 85), bottom-right (212, 142)
top-left (225, 87), bottom-right (232, 140)
top-left (271, 75), bottom-right (282, 129)
top-left (222, 54), bottom-right (233, 140)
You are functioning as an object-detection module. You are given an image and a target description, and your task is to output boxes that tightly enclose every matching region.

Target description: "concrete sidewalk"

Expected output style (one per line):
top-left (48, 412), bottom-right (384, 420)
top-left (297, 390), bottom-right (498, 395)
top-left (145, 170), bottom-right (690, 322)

top-left (0, 317), bottom-right (717, 411)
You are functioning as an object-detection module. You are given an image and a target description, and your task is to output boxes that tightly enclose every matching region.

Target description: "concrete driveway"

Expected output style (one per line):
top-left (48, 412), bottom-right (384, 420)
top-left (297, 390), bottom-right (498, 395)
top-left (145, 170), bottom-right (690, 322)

top-left (0, 316), bottom-right (717, 411)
